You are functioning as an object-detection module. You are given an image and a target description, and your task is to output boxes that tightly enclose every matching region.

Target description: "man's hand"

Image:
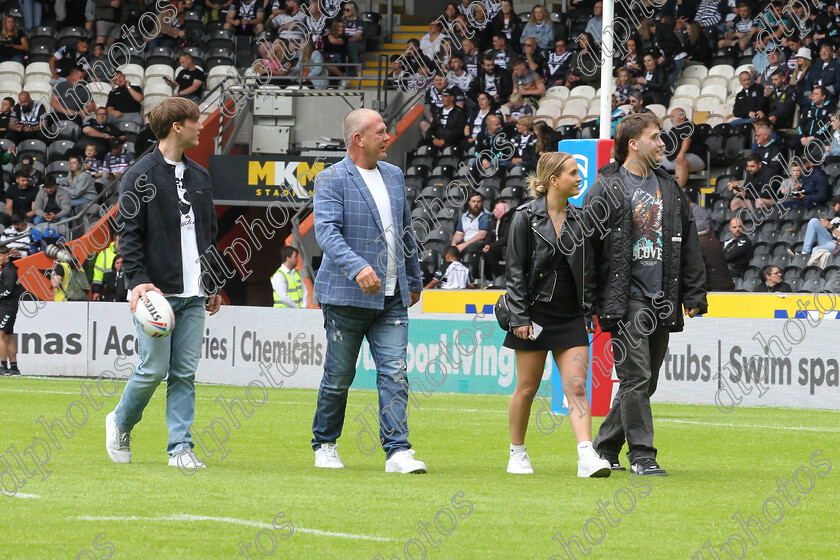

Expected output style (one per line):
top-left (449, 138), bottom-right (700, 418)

top-left (355, 265), bottom-right (381, 295)
top-left (820, 218), bottom-right (833, 229)
top-left (129, 282), bottom-right (164, 313)
top-left (206, 294), bottom-right (222, 315)
top-left (685, 306), bottom-right (700, 318)
top-left (409, 291), bottom-right (421, 307)
top-left (482, 244), bottom-right (490, 253)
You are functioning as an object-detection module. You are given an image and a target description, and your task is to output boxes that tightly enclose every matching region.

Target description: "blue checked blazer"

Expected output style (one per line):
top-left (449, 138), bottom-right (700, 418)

top-left (313, 155), bottom-right (422, 309)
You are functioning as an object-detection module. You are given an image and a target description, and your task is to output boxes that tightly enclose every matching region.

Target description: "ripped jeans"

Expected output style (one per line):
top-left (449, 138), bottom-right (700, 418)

top-left (311, 291), bottom-right (411, 457)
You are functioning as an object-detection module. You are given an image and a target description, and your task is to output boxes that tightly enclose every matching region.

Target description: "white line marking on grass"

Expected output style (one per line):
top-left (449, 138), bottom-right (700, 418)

top-left (74, 515), bottom-right (395, 541)
top-left (13, 492), bottom-right (40, 498)
top-left (659, 419), bottom-right (840, 433)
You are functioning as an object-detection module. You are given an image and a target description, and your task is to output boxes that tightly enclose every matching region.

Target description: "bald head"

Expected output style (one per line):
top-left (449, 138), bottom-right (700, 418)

top-left (343, 108), bottom-right (381, 149)
top-left (670, 107), bottom-right (687, 123)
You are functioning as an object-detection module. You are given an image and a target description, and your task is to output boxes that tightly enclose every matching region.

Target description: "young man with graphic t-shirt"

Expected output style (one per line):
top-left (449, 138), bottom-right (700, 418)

top-left (583, 112), bottom-right (707, 476)
top-left (105, 98), bottom-right (225, 471)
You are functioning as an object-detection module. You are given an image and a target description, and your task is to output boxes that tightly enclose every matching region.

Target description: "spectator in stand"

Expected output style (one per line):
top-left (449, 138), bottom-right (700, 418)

top-left (451, 191), bottom-right (491, 278)
top-left (718, 3), bottom-right (759, 52)
top-left (728, 154), bottom-right (778, 211)
top-left (447, 53), bottom-right (474, 94)
top-left (386, 55), bottom-right (408, 91)
top-left (492, 1), bottom-right (523, 48)
top-left (270, 0), bottom-right (306, 41)
top-left (86, 43), bottom-right (114, 83)
top-left (51, 68), bottom-right (96, 125)
top-left (18, 156), bottom-right (43, 188)
top-left (254, 38), bottom-right (296, 80)
top-left (612, 68), bottom-right (633, 109)
top-left (148, 0), bottom-right (187, 49)
top-left (586, 1), bottom-right (604, 45)
top-left (165, 54), bottom-right (205, 103)
top-left (341, 1), bottom-right (365, 77)
top-left (503, 92), bottom-right (533, 123)
top-left (690, 200), bottom-right (712, 235)
top-left (400, 38), bottom-right (433, 79)
top-left (621, 36), bottom-right (642, 78)
top-left (435, 37), bottom-right (455, 71)
top-left (467, 2), bottom-right (493, 51)
top-left (652, 16), bottom-right (687, 87)
top-left (442, 2), bottom-right (458, 26)
top-left (19, 0), bottom-right (42, 32)
top-left (77, 107), bottom-right (122, 157)
top-left (461, 37), bottom-right (480, 78)
top-left (520, 4), bottom-right (554, 50)
top-left (102, 255), bottom-right (127, 302)
top-left (427, 88), bottom-right (467, 149)
top-left (800, 196), bottom-right (840, 255)
top-left (107, 72), bottom-right (144, 127)
top-left (483, 199), bottom-right (513, 279)
top-left (790, 47), bottom-right (813, 108)
top-left (470, 54), bottom-right (513, 104)
top-left (420, 17), bottom-right (445, 61)
top-left (7, 91), bottom-right (47, 144)
top-left (323, 20), bottom-right (349, 86)
top-left (790, 85), bottom-right (833, 156)
top-left (685, 22), bottom-right (712, 66)
top-left (487, 33), bottom-right (515, 71)
top-left (224, 0), bottom-right (265, 34)
top-left (502, 116), bottom-right (537, 170)
top-left (474, 114), bottom-right (505, 170)
top-left (134, 122), bottom-right (157, 156)
top-left (92, 0), bottom-right (122, 46)
top-left (756, 46), bottom-right (786, 87)
top-left (2, 212), bottom-right (37, 258)
top-left (697, 224), bottom-right (735, 291)
top-left (34, 175), bottom-right (71, 225)
top-left (6, 171), bottom-right (36, 221)
top-left (303, 0), bottom-right (328, 49)
top-left (762, 69), bottom-right (796, 128)
top-left (636, 53), bottom-right (670, 106)
top-left (425, 246), bottom-right (476, 289)
top-left (420, 72), bottom-right (458, 135)
top-left (824, 112), bottom-right (840, 164)
top-left (0, 15), bottom-right (28, 64)
top-left (520, 37), bottom-right (544, 73)
top-left (721, 217), bottom-right (753, 280)
top-left (751, 124), bottom-right (782, 174)
top-left (545, 38), bottom-right (573, 86)
top-left (0, 96), bottom-right (12, 139)
top-left (780, 159), bottom-right (829, 209)
top-left (296, 40), bottom-right (328, 89)
top-left (567, 33), bottom-right (600, 90)
top-left (534, 121), bottom-right (552, 157)
top-left (102, 138), bottom-right (135, 189)
top-left (661, 108), bottom-right (704, 188)
top-left (801, 44), bottom-right (840, 106)
top-left (731, 71), bottom-right (767, 125)
top-left (58, 155), bottom-right (98, 208)
top-left (510, 57), bottom-right (545, 99)
top-left (627, 91), bottom-right (651, 114)
top-left (83, 144), bottom-right (105, 183)
top-left (464, 92), bottom-right (501, 148)
top-left (50, 38), bottom-right (90, 80)
top-left (754, 265), bottom-right (792, 292)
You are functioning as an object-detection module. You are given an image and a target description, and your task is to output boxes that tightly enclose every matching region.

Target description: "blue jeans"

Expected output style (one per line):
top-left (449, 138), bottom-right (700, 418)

top-left (20, 0), bottom-right (42, 30)
top-left (803, 218), bottom-right (837, 253)
top-left (71, 197), bottom-right (91, 208)
top-left (33, 216), bottom-right (69, 225)
top-left (114, 296), bottom-right (206, 455)
top-left (312, 292), bottom-right (411, 457)
top-left (728, 118), bottom-right (756, 126)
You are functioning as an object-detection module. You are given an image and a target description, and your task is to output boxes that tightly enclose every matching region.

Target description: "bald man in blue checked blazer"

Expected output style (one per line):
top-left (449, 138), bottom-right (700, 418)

top-left (310, 108), bottom-right (427, 474)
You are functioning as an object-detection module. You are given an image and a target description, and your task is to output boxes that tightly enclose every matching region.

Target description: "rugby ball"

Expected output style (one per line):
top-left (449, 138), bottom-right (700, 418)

top-left (133, 291), bottom-right (175, 338)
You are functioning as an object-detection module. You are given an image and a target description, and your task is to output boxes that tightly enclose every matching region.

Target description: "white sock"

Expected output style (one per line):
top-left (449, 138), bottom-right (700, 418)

top-left (577, 441), bottom-right (594, 459)
top-left (510, 443), bottom-right (526, 454)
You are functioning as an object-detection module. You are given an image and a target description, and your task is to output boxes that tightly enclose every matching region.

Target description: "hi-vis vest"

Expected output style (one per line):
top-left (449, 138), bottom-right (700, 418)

top-left (93, 242), bottom-right (117, 286)
top-left (54, 261), bottom-right (72, 302)
top-left (272, 267), bottom-right (303, 308)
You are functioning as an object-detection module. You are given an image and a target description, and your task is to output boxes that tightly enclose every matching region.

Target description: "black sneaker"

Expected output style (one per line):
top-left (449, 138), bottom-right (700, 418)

top-left (0, 366), bottom-right (10, 376)
top-left (631, 457), bottom-right (667, 476)
top-left (602, 453), bottom-right (626, 471)
top-left (7, 366), bottom-right (20, 376)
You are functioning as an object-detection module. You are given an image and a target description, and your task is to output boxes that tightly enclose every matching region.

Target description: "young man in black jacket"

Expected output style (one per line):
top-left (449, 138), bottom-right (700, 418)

top-left (0, 246), bottom-right (20, 375)
top-left (105, 97), bottom-right (225, 471)
top-left (583, 112), bottom-right (707, 476)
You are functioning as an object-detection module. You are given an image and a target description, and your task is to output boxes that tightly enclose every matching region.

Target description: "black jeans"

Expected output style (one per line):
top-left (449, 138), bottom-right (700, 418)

top-left (594, 297), bottom-right (670, 463)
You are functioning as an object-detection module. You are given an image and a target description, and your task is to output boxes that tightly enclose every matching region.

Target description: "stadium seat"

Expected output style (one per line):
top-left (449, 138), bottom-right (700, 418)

top-left (47, 140), bottom-right (75, 163)
top-left (701, 75), bottom-right (729, 89)
top-left (787, 277), bottom-right (805, 291)
top-left (742, 277), bottom-right (763, 292)
top-left (52, 120), bottom-right (80, 142)
top-left (562, 103), bottom-right (587, 121)
top-left (727, 75), bottom-right (742, 94)
top-left (801, 278), bottom-right (824, 292)
top-left (699, 84), bottom-right (728, 103)
top-left (46, 160), bottom-right (70, 178)
top-left (0, 61), bottom-right (23, 81)
top-left (24, 62), bottom-right (51, 82)
top-left (708, 64), bottom-right (735, 79)
top-left (147, 47), bottom-right (177, 67)
top-left (17, 139), bottom-right (48, 163)
top-left (555, 123), bottom-right (579, 139)
top-left (206, 28), bottom-right (234, 51)
top-left (752, 242), bottom-right (771, 258)
top-left (734, 63), bottom-right (754, 76)
top-left (142, 95), bottom-right (168, 114)
top-left (539, 97), bottom-right (563, 110)
top-left (675, 76), bottom-right (701, 89)
top-left (674, 84), bottom-right (700, 99)
top-left (681, 64), bottom-right (708, 80)
top-left (144, 82), bottom-right (175, 96)
top-left (57, 26), bottom-right (89, 48)
top-left (544, 85), bottom-right (570, 100)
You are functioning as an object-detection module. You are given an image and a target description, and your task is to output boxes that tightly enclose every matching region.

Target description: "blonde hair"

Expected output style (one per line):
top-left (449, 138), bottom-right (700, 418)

top-left (529, 4), bottom-right (546, 24)
top-left (149, 97), bottom-right (200, 140)
top-left (525, 152), bottom-right (575, 198)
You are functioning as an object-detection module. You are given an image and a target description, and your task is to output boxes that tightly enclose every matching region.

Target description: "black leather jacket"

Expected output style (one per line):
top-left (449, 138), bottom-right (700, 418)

top-left (583, 161), bottom-right (708, 333)
top-left (505, 197), bottom-right (592, 328)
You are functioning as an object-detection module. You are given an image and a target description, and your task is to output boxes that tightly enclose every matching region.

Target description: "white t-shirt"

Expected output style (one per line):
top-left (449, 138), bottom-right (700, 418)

top-left (356, 165), bottom-right (397, 296)
top-left (166, 156), bottom-right (204, 298)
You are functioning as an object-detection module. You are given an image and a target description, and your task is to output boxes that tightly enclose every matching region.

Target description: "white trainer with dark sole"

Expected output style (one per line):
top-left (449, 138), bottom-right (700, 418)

top-left (105, 411), bottom-right (131, 463)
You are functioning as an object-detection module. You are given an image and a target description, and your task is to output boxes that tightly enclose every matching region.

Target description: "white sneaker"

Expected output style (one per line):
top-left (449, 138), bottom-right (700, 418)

top-left (577, 451), bottom-right (612, 478)
top-left (314, 443), bottom-right (345, 469)
top-left (168, 448), bottom-right (206, 469)
top-left (385, 449), bottom-right (427, 473)
top-left (105, 411), bottom-right (131, 463)
top-left (507, 451), bottom-right (534, 474)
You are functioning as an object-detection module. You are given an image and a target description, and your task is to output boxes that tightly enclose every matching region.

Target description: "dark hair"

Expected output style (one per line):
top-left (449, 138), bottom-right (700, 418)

top-left (511, 57), bottom-right (525, 67)
top-left (448, 52), bottom-right (462, 62)
top-left (44, 175), bottom-right (57, 188)
top-left (468, 190), bottom-right (484, 201)
top-left (762, 264), bottom-right (780, 279)
top-left (492, 33), bottom-right (506, 42)
top-left (407, 38), bottom-right (420, 47)
top-left (746, 154), bottom-right (762, 164)
top-left (813, 85), bottom-right (828, 97)
top-left (69, 155), bottom-right (83, 165)
top-left (0, 246), bottom-right (10, 255)
top-left (390, 54), bottom-right (400, 62)
top-left (15, 169), bottom-right (28, 178)
top-left (446, 246), bottom-right (460, 259)
top-left (772, 69), bottom-right (786, 78)
top-left (10, 211), bottom-right (25, 224)
top-left (482, 53), bottom-right (495, 62)
top-left (612, 112), bottom-right (660, 163)
top-left (280, 246), bottom-right (299, 261)
top-left (2, 96), bottom-right (12, 105)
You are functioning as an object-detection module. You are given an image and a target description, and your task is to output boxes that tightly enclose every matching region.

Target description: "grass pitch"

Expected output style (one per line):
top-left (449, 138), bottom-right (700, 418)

top-left (1, 377), bottom-right (838, 560)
